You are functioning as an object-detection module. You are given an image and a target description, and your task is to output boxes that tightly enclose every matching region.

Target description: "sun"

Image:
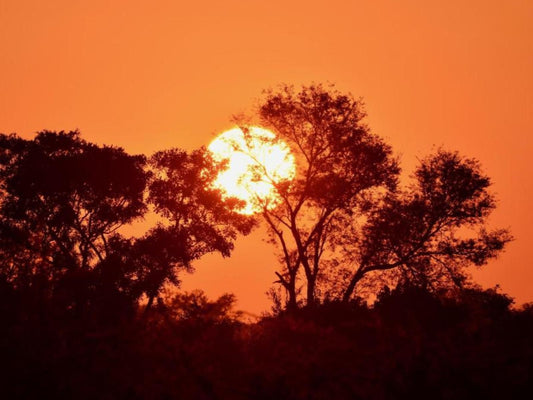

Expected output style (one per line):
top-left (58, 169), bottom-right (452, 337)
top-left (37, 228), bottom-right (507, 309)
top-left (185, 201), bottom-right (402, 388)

top-left (208, 126), bottom-right (295, 215)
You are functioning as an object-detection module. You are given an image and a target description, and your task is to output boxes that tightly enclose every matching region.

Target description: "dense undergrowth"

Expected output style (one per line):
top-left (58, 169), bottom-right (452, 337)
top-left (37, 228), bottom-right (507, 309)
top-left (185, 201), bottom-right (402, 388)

top-left (1, 285), bottom-right (531, 399)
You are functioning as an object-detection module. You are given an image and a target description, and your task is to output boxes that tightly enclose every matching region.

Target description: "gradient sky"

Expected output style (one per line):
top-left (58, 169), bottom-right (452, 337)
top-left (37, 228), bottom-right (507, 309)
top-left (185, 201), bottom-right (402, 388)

top-left (1, 0), bottom-right (532, 314)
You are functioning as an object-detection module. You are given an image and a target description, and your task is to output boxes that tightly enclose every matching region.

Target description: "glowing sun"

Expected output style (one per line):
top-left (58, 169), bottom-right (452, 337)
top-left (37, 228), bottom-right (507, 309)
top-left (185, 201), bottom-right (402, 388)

top-left (208, 126), bottom-right (295, 215)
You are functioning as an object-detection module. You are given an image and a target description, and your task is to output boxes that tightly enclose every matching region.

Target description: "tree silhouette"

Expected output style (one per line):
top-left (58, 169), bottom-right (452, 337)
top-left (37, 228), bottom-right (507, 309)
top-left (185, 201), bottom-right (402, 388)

top-left (0, 132), bottom-right (252, 317)
top-left (0, 130), bottom-right (148, 316)
top-left (340, 150), bottom-right (512, 301)
top-left (247, 83), bottom-right (399, 309)
top-left (242, 84), bottom-right (511, 309)
top-left (0, 127), bottom-right (528, 400)
top-left (137, 147), bottom-right (254, 310)
top-left (0, 131), bottom-right (255, 398)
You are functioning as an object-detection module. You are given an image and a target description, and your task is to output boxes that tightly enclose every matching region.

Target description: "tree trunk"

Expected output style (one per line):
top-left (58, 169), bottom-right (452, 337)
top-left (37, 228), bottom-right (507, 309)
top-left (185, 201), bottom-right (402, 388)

top-left (286, 288), bottom-right (298, 312)
top-left (306, 275), bottom-right (316, 307)
top-left (342, 268), bottom-right (364, 303)
top-left (285, 267), bottom-right (298, 311)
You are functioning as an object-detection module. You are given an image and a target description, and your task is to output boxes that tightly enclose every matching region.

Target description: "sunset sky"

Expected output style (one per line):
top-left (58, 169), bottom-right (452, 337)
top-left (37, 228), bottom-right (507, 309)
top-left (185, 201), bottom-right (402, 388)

top-left (1, 0), bottom-right (532, 313)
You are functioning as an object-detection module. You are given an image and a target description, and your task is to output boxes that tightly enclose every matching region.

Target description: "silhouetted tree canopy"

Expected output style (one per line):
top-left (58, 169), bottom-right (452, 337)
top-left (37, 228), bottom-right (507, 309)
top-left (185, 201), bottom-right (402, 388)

top-left (0, 131), bottom-right (251, 318)
top-left (339, 149), bottom-right (512, 301)
top-left (137, 148), bottom-right (254, 309)
top-left (0, 109), bottom-right (527, 400)
top-left (0, 131), bottom-right (148, 318)
top-left (237, 83), bottom-right (512, 309)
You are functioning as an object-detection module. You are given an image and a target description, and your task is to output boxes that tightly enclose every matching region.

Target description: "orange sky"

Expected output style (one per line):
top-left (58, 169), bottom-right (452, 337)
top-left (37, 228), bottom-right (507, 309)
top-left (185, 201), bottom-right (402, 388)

top-left (1, 0), bottom-right (532, 313)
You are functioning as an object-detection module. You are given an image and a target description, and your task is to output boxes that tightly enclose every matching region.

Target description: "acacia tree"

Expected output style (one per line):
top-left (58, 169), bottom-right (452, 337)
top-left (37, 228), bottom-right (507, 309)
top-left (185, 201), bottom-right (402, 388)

top-left (243, 84), bottom-right (510, 309)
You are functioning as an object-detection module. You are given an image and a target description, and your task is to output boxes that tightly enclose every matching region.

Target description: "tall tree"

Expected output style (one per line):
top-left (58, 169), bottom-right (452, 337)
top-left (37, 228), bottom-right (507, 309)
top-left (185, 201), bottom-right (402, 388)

top-left (251, 83), bottom-right (399, 308)
top-left (242, 84), bottom-right (510, 309)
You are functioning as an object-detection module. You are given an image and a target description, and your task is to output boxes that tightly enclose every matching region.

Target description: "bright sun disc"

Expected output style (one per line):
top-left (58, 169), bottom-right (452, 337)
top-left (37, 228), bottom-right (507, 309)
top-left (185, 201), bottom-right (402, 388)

top-left (208, 126), bottom-right (295, 215)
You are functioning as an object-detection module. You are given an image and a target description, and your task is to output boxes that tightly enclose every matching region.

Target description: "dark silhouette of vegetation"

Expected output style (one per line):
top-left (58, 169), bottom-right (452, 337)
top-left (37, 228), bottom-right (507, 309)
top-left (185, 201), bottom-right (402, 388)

top-left (1, 282), bottom-right (531, 399)
top-left (0, 88), bottom-right (525, 399)
top-left (139, 148), bottom-right (254, 310)
top-left (250, 84), bottom-right (399, 309)
top-left (0, 131), bottom-right (249, 320)
top-left (0, 131), bottom-right (149, 323)
top-left (238, 84), bottom-right (511, 308)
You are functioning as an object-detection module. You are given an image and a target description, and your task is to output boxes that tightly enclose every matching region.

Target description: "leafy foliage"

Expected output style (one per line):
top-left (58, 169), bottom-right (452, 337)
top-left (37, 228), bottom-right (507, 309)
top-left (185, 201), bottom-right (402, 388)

top-left (0, 130), bottom-right (148, 316)
top-left (0, 87), bottom-right (520, 399)
top-left (340, 150), bottom-right (512, 300)
top-left (244, 84), bottom-right (511, 307)
top-left (251, 83), bottom-right (399, 308)
top-left (137, 148), bottom-right (255, 308)
top-left (0, 131), bottom-right (251, 317)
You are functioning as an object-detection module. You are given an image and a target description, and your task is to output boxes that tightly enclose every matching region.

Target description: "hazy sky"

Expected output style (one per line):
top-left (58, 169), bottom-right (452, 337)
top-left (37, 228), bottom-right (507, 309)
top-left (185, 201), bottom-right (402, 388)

top-left (1, 0), bottom-right (532, 313)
